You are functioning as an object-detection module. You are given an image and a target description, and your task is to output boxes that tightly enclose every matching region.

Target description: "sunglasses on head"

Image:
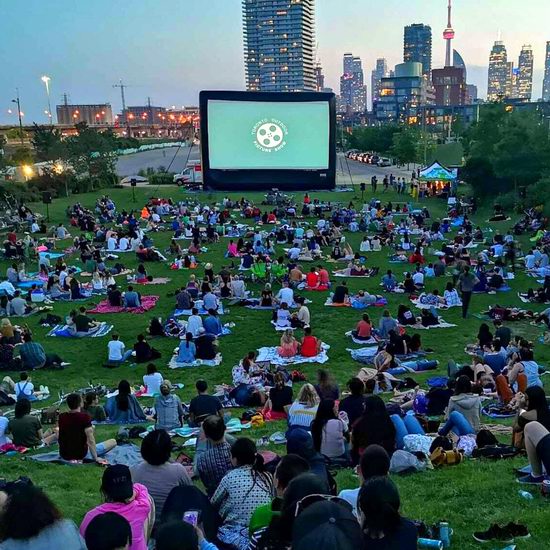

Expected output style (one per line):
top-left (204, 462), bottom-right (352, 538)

top-left (294, 494), bottom-right (352, 517)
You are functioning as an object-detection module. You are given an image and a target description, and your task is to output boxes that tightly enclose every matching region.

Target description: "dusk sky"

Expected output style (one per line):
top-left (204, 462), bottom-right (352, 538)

top-left (1, 0), bottom-right (548, 124)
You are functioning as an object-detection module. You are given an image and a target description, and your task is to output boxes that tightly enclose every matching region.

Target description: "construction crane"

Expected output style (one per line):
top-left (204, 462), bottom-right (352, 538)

top-left (112, 79), bottom-right (129, 124)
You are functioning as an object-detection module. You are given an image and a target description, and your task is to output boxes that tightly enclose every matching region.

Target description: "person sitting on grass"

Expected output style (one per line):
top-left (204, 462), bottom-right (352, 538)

top-left (175, 332), bottom-right (197, 364)
top-left (123, 285), bottom-right (141, 308)
top-left (353, 313), bottom-right (374, 341)
top-left (58, 392), bottom-right (116, 463)
top-left (188, 380), bottom-right (223, 426)
top-left (107, 333), bottom-right (134, 364)
top-left (274, 302), bottom-right (291, 328)
top-left (130, 429), bottom-right (192, 524)
top-left (148, 317), bottom-right (165, 337)
top-left (186, 308), bottom-right (204, 338)
top-left (311, 399), bottom-right (350, 464)
top-left (512, 386), bottom-right (550, 449)
top-left (79, 465), bottom-right (154, 550)
top-left (358, 476), bottom-right (418, 548)
top-left (195, 333), bottom-right (218, 361)
top-left (287, 384), bottom-right (320, 430)
top-left (339, 377), bottom-right (366, 427)
top-left (291, 297), bottom-right (310, 329)
top-left (277, 329), bottom-right (299, 358)
top-left (338, 444), bottom-right (390, 515)
top-left (143, 363), bottom-right (164, 396)
top-left (0, 484), bottom-right (86, 549)
top-left (331, 281), bottom-right (349, 304)
top-left (211, 438), bottom-right (274, 550)
top-left (17, 333), bottom-right (66, 370)
top-left (315, 369), bottom-right (339, 401)
top-left (104, 380), bottom-right (147, 424)
top-left (438, 376), bottom-right (483, 437)
top-left (263, 371), bottom-right (293, 421)
top-left (6, 398), bottom-right (58, 448)
top-left (397, 304), bottom-right (416, 326)
top-left (378, 310), bottom-right (399, 339)
top-left (300, 327), bottom-right (322, 357)
top-left (195, 415), bottom-right (235, 498)
top-left (83, 391), bottom-right (107, 422)
top-left (133, 334), bottom-right (161, 363)
top-left (203, 309), bottom-right (223, 336)
top-left (154, 381), bottom-right (185, 431)
top-left (107, 284), bottom-right (122, 307)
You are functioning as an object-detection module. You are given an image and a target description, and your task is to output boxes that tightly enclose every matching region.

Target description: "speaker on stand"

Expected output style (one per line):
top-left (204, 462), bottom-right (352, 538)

top-left (42, 192), bottom-right (52, 222)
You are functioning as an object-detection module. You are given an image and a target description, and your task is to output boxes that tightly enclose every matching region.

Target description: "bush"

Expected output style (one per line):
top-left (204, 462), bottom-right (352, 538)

top-left (149, 173), bottom-right (174, 186)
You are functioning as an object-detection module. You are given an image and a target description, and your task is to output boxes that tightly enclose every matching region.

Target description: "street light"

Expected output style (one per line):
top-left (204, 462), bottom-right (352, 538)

top-left (11, 89), bottom-right (24, 145)
top-left (41, 75), bottom-right (53, 125)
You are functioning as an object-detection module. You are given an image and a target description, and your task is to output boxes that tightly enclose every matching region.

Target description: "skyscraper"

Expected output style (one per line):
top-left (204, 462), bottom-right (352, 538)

top-left (487, 41), bottom-right (512, 101)
top-left (516, 45), bottom-right (534, 100)
top-left (340, 53), bottom-right (367, 113)
top-left (242, 0), bottom-right (316, 92)
top-left (404, 23), bottom-right (432, 78)
top-left (371, 58), bottom-right (389, 108)
top-left (442, 0), bottom-right (455, 67)
top-left (314, 62), bottom-right (325, 92)
top-left (543, 42), bottom-right (550, 101)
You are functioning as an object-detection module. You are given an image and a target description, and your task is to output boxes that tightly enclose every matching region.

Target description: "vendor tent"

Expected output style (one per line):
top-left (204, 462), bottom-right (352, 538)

top-left (418, 161), bottom-right (457, 182)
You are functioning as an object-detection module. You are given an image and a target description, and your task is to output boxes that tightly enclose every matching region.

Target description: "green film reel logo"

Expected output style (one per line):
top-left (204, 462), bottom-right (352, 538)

top-left (252, 119), bottom-right (288, 153)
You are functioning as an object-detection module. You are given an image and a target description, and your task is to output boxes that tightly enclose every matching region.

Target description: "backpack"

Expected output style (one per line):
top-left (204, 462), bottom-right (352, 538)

top-left (40, 406), bottom-right (59, 425)
top-left (472, 444), bottom-right (519, 460)
top-left (430, 447), bottom-right (464, 467)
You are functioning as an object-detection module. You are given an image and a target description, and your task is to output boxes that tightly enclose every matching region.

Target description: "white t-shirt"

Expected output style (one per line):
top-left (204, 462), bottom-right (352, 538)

top-left (412, 272), bottom-right (425, 286)
top-left (15, 380), bottom-right (34, 399)
top-left (143, 372), bottom-right (164, 395)
top-left (277, 287), bottom-right (294, 306)
top-left (186, 315), bottom-right (204, 337)
top-left (108, 340), bottom-right (125, 360)
top-left (119, 237), bottom-right (129, 251)
top-left (107, 236), bottom-right (117, 251)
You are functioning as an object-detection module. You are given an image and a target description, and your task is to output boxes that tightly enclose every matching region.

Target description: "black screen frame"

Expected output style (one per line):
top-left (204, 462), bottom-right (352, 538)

top-left (199, 90), bottom-right (336, 191)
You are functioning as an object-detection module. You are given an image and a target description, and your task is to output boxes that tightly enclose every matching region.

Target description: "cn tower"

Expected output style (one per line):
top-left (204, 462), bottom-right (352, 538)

top-left (443, 0), bottom-right (455, 67)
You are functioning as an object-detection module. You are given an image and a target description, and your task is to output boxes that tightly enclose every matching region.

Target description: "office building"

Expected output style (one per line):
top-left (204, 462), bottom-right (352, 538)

top-left (487, 41), bottom-right (513, 101)
top-left (242, 0), bottom-right (316, 92)
top-left (375, 62), bottom-right (434, 124)
top-left (432, 66), bottom-right (466, 105)
top-left (404, 23), bottom-right (432, 77)
top-left (121, 105), bottom-right (166, 126)
top-left (516, 45), bottom-right (534, 100)
top-left (414, 104), bottom-right (480, 135)
top-left (56, 103), bottom-right (113, 125)
top-left (340, 53), bottom-right (367, 113)
top-left (466, 84), bottom-right (478, 103)
top-left (543, 42), bottom-right (550, 101)
top-left (314, 62), bottom-right (325, 91)
top-left (371, 58), bottom-right (389, 108)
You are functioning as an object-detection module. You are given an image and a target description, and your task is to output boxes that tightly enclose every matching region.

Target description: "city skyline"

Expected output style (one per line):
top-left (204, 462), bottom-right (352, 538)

top-left (0, 0), bottom-right (549, 124)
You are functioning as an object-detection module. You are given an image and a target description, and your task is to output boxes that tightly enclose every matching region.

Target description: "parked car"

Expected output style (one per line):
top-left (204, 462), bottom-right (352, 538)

top-left (370, 155), bottom-right (380, 165)
top-left (377, 157), bottom-right (392, 167)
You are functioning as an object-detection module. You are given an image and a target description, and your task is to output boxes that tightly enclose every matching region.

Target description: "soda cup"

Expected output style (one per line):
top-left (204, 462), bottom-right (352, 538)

top-left (542, 479), bottom-right (550, 497)
top-left (418, 539), bottom-right (444, 549)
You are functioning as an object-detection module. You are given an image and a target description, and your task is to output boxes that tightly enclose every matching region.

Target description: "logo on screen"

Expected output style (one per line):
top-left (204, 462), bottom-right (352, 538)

top-left (252, 119), bottom-right (287, 153)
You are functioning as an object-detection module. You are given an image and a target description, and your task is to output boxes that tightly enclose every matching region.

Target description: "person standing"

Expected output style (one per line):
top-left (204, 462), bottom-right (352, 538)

top-left (457, 265), bottom-right (479, 319)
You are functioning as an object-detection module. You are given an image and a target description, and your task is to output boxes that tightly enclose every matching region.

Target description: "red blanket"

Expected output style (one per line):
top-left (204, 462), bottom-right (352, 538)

top-left (88, 295), bottom-right (159, 314)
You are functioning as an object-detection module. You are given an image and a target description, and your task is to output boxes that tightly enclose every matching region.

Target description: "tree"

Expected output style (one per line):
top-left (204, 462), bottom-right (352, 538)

top-left (390, 128), bottom-right (420, 168)
top-left (31, 125), bottom-right (67, 162)
top-left (65, 122), bottom-right (119, 191)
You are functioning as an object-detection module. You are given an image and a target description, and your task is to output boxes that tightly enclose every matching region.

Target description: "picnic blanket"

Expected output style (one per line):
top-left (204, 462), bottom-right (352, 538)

top-left (46, 322), bottom-right (114, 338)
top-left (344, 331), bottom-right (380, 345)
top-left (324, 297), bottom-right (351, 307)
top-left (174, 301), bottom-right (225, 316)
top-left (79, 269), bottom-right (133, 278)
top-left (168, 353), bottom-right (223, 369)
top-left (352, 297), bottom-right (388, 308)
top-left (28, 443), bottom-right (142, 467)
top-left (135, 277), bottom-right (171, 285)
top-left (473, 285), bottom-right (512, 294)
top-left (408, 320), bottom-right (457, 330)
top-left (88, 295), bottom-right (159, 314)
top-left (482, 401), bottom-right (516, 419)
top-left (333, 272), bottom-right (372, 278)
top-left (410, 298), bottom-right (452, 310)
top-left (256, 343), bottom-right (330, 366)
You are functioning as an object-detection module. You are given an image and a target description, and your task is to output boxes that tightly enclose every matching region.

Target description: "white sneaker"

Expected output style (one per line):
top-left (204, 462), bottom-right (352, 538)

top-left (60, 362), bottom-right (71, 367)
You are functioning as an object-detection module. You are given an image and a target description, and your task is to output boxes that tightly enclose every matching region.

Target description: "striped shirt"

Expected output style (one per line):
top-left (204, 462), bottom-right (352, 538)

top-left (196, 440), bottom-right (233, 497)
top-left (287, 402), bottom-right (318, 429)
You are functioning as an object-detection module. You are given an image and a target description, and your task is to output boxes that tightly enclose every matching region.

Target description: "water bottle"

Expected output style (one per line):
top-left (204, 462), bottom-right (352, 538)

top-left (439, 522), bottom-right (450, 548)
top-left (418, 539), bottom-right (443, 549)
top-left (518, 489), bottom-right (534, 500)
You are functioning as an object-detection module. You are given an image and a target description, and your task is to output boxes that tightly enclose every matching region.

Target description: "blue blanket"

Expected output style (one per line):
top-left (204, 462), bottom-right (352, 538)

top-left (47, 323), bottom-right (114, 338)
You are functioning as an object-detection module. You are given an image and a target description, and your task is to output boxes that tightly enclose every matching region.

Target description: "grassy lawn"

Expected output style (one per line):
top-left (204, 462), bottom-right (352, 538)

top-left (1, 184), bottom-right (549, 548)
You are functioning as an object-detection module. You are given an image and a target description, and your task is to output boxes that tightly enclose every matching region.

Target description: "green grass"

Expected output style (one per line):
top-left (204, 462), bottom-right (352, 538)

top-left (2, 184), bottom-right (550, 548)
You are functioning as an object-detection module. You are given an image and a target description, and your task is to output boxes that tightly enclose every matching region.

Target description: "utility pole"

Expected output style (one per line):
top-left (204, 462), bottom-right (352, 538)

top-left (11, 89), bottom-right (24, 145)
top-left (113, 79), bottom-right (130, 135)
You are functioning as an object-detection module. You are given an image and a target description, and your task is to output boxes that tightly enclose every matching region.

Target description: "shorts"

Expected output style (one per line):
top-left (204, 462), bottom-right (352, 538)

top-left (537, 434), bottom-right (550, 474)
top-left (85, 442), bottom-right (107, 460)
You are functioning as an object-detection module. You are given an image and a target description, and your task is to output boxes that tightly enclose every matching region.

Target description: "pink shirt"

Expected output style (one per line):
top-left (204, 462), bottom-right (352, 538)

top-left (80, 483), bottom-right (152, 550)
top-left (228, 243), bottom-right (238, 256)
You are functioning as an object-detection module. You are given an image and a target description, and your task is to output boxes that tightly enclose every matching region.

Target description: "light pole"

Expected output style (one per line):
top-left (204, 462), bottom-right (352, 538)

top-left (41, 75), bottom-right (53, 125)
top-left (11, 89), bottom-right (24, 145)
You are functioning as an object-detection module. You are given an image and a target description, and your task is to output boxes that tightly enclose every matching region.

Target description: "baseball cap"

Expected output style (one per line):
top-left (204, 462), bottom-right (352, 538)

top-left (292, 500), bottom-right (363, 550)
top-left (101, 465), bottom-right (133, 501)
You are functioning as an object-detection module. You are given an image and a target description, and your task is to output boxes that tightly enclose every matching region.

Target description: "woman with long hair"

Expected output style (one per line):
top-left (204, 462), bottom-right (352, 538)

top-left (359, 477), bottom-right (417, 549)
top-left (513, 386), bottom-right (550, 448)
top-left (310, 399), bottom-right (349, 463)
top-left (351, 395), bottom-right (396, 463)
top-left (0, 484), bottom-right (85, 548)
top-left (263, 371), bottom-right (293, 421)
top-left (211, 438), bottom-right (274, 550)
top-left (104, 380), bottom-right (146, 423)
top-left (287, 383), bottom-right (321, 429)
top-left (314, 369), bottom-right (339, 401)
top-left (277, 329), bottom-right (299, 358)
top-left (176, 332), bottom-right (196, 364)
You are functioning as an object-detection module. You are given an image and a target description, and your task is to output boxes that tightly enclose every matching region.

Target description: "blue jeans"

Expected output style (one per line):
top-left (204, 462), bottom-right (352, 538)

top-left (391, 414), bottom-right (425, 449)
top-left (399, 359), bottom-right (438, 372)
top-left (110, 350), bottom-right (134, 363)
top-left (85, 442), bottom-right (107, 460)
top-left (438, 411), bottom-right (475, 436)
